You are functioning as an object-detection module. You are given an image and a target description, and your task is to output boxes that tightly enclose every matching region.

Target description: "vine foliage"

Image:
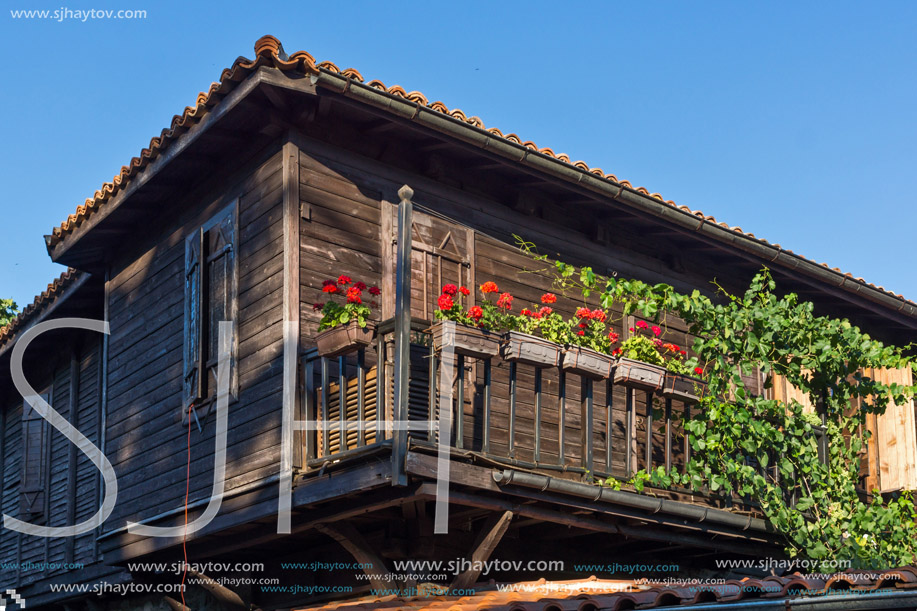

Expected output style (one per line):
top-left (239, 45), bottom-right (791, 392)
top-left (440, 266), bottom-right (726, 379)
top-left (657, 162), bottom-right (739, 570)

top-left (602, 270), bottom-right (917, 569)
top-left (516, 236), bottom-right (917, 569)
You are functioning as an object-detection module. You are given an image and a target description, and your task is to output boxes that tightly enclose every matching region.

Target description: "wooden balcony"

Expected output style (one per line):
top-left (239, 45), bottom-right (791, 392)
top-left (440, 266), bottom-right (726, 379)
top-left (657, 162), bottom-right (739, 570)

top-left (302, 318), bottom-right (699, 487)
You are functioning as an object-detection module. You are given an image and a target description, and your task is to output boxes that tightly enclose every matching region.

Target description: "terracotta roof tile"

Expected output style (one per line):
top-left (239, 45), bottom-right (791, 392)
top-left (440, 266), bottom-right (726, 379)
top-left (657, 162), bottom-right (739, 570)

top-left (0, 268), bottom-right (81, 347)
top-left (47, 35), bottom-right (916, 310)
top-left (294, 568), bottom-right (917, 611)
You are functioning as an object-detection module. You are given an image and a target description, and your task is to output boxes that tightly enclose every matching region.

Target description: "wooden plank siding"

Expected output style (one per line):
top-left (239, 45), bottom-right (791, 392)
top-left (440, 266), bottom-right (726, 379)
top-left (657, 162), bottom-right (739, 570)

top-left (102, 146), bottom-right (285, 539)
top-left (0, 337), bottom-right (104, 590)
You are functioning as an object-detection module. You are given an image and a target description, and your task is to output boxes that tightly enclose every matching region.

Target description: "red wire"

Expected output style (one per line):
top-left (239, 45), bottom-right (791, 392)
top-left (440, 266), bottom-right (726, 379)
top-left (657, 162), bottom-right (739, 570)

top-left (181, 408), bottom-right (192, 607)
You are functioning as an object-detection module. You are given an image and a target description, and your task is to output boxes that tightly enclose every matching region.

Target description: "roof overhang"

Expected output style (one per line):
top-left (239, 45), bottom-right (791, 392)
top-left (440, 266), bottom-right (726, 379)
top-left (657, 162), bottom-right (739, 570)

top-left (45, 42), bottom-right (917, 337)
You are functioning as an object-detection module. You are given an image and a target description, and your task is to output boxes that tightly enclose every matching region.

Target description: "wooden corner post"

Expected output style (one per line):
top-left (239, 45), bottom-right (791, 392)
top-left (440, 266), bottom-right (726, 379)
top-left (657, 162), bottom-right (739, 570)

top-left (392, 185), bottom-right (413, 487)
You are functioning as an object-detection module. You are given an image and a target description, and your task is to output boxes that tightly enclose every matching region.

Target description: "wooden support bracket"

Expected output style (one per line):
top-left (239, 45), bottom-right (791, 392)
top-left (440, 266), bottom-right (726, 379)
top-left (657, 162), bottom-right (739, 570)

top-left (188, 570), bottom-right (248, 610)
top-left (315, 522), bottom-right (394, 591)
top-left (451, 510), bottom-right (514, 589)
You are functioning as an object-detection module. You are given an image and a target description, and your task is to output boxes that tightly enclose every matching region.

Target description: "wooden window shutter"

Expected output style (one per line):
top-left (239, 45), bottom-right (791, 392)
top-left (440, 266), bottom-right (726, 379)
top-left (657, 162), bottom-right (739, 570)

top-left (871, 366), bottom-right (917, 493)
top-left (770, 372), bottom-right (817, 414)
top-left (204, 210), bottom-right (238, 398)
top-left (740, 367), bottom-right (766, 398)
top-left (318, 366), bottom-right (379, 453)
top-left (184, 227), bottom-right (204, 408)
top-left (20, 393), bottom-right (50, 522)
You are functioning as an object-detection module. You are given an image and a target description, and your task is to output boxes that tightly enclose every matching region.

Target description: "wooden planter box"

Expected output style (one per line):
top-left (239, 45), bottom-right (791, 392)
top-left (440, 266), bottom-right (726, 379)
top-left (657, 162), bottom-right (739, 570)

top-left (316, 320), bottom-right (376, 358)
top-left (431, 321), bottom-right (501, 360)
top-left (562, 346), bottom-right (615, 379)
top-left (662, 372), bottom-right (707, 404)
top-left (501, 332), bottom-right (563, 368)
top-left (613, 357), bottom-right (666, 392)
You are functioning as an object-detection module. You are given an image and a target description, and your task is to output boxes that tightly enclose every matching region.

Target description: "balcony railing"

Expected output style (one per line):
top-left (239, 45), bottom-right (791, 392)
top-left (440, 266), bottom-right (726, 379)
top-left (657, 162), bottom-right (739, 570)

top-left (301, 319), bottom-right (698, 484)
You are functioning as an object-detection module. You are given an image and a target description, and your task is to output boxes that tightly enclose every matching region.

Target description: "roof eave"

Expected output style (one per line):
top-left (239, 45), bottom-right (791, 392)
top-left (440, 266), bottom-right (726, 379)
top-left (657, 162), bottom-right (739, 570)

top-left (303, 68), bottom-right (917, 326)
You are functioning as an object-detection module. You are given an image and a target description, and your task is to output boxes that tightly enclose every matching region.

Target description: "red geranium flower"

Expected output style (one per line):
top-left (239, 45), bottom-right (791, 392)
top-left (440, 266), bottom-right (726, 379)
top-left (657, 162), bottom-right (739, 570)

top-left (313, 302), bottom-right (324, 311)
top-left (651, 325), bottom-right (661, 337)
top-left (576, 307), bottom-right (592, 319)
top-left (538, 306), bottom-right (553, 317)
top-left (680, 350), bottom-right (687, 356)
top-left (468, 305), bottom-right (483, 321)
top-left (346, 286), bottom-right (362, 304)
top-left (322, 284), bottom-right (338, 294)
top-left (578, 322), bottom-right (587, 329)
top-left (442, 284), bottom-right (458, 296)
top-left (459, 286), bottom-right (470, 296)
top-left (438, 294), bottom-right (454, 310)
top-left (612, 348), bottom-right (623, 356)
top-left (577, 330), bottom-right (585, 336)
top-left (629, 327), bottom-right (635, 332)
top-left (480, 281), bottom-right (499, 294)
top-left (354, 281), bottom-right (367, 291)
top-left (636, 320), bottom-right (649, 330)
top-left (608, 331), bottom-right (619, 344)
top-left (322, 279), bottom-right (336, 287)
top-left (368, 286), bottom-right (381, 296)
top-left (520, 308), bottom-right (534, 317)
top-left (496, 292), bottom-right (513, 309)
top-left (592, 309), bottom-right (606, 322)
top-left (338, 275), bottom-right (352, 286)
top-left (541, 293), bottom-right (557, 304)
top-left (694, 367), bottom-right (704, 376)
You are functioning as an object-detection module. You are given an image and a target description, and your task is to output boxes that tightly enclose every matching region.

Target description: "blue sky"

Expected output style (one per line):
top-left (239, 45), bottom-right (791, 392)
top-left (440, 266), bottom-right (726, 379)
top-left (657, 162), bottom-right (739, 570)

top-left (1, 1), bottom-right (915, 310)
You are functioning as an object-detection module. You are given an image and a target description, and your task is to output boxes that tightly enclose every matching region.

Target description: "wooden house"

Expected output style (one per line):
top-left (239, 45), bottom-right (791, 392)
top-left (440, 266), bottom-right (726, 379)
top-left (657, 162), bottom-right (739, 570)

top-left (2, 35), bottom-right (916, 610)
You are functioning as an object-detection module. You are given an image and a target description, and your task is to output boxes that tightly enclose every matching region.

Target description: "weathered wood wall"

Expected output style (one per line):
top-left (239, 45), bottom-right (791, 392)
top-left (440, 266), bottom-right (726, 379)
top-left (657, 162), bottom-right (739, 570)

top-left (0, 338), bottom-right (103, 590)
top-left (103, 147), bottom-right (286, 539)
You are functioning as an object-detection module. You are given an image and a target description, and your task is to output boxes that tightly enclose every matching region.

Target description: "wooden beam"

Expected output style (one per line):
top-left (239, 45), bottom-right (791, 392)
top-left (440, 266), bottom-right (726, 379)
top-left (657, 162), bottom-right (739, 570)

top-left (163, 597), bottom-right (191, 611)
top-left (261, 83), bottom-right (289, 110)
top-left (315, 522), bottom-right (394, 590)
top-left (187, 571), bottom-right (248, 610)
top-left (365, 120), bottom-right (400, 135)
top-left (452, 511), bottom-right (513, 588)
top-left (280, 136), bottom-right (302, 534)
top-left (65, 348), bottom-right (80, 564)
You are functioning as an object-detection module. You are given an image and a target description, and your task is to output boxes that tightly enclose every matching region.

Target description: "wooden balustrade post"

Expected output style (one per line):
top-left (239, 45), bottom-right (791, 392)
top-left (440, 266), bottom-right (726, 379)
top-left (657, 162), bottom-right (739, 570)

top-left (391, 185), bottom-right (413, 486)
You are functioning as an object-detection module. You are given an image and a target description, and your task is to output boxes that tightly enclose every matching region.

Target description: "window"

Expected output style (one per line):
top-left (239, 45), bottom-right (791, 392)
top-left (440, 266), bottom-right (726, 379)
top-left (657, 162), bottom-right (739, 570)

top-left (183, 201), bottom-right (239, 419)
top-left (20, 391), bottom-right (50, 523)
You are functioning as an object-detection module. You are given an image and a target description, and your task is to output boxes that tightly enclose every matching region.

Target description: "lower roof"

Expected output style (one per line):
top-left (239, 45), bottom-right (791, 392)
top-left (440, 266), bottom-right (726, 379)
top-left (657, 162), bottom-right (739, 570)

top-left (295, 568), bottom-right (917, 611)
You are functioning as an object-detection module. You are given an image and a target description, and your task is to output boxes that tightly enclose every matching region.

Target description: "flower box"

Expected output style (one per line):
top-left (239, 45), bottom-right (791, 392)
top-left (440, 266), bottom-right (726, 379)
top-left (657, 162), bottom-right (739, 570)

top-left (562, 346), bottom-right (615, 379)
top-left (501, 332), bottom-right (563, 368)
top-left (431, 321), bottom-right (501, 360)
top-left (613, 357), bottom-right (666, 392)
top-left (661, 372), bottom-right (707, 404)
top-left (316, 320), bottom-right (376, 358)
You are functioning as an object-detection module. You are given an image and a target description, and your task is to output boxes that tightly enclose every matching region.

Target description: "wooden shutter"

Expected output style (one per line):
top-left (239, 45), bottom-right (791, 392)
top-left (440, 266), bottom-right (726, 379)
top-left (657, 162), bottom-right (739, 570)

top-left (204, 210), bottom-right (237, 398)
top-left (770, 372), bottom-right (817, 414)
top-left (184, 227), bottom-right (204, 408)
top-left (871, 366), bottom-right (917, 492)
top-left (318, 366), bottom-right (379, 454)
top-left (20, 392), bottom-right (50, 522)
top-left (740, 367), bottom-right (766, 398)
top-left (403, 212), bottom-right (474, 321)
